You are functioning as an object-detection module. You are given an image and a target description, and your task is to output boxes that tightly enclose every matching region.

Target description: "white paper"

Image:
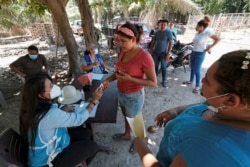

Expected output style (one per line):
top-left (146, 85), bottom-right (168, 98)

top-left (126, 112), bottom-right (146, 138)
top-left (92, 73), bottom-right (103, 80)
top-left (60, 101), bottom-right (98, 118)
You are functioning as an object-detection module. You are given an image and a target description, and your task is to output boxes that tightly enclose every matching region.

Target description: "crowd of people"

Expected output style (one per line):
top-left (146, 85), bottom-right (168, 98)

top-left (6, 15), bottom-right (250, 167)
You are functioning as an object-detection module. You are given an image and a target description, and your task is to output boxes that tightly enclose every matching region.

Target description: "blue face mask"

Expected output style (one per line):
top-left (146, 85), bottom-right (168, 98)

top-left (29, 54), bottom-right (38, 60)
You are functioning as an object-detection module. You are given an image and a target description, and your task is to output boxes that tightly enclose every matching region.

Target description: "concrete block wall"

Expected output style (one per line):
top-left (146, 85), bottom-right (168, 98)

top-left (29, 23), bottom-right (55, 39)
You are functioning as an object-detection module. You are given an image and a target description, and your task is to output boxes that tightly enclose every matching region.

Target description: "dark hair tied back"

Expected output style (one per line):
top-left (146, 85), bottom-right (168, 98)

top-left (197, 15), bottom-right (211, 29)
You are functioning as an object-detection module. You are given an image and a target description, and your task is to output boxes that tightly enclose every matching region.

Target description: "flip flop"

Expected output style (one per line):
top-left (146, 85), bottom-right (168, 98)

top-left (129, 141), bottom-right (136, 154)
top-left (112, 133), bottom-right (131, 141)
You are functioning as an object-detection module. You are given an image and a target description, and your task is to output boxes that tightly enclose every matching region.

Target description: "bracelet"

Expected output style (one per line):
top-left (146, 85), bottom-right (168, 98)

top-left (88, 98), bottom-right (99, 106)
top-left (90, 100), bottom-right (96, 106)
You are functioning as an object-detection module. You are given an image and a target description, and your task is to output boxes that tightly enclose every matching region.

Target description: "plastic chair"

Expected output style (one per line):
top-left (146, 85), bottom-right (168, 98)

top-left (0, 128), bottom-right (27, 167)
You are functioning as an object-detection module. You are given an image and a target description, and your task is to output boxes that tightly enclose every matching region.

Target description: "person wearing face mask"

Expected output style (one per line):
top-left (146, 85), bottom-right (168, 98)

top-left (81, 43), bottom-right (108, 74)
top-left (133, 50), bottom-right (250, 167)
top-left (19, 74), bottom-right (103, 167)
top-left (9, 45), bottom-right (49, 81)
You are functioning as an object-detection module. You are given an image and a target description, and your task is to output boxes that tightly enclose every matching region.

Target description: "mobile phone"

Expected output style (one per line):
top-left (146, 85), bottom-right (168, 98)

top-left (99, 83), bottom-right (104, 89)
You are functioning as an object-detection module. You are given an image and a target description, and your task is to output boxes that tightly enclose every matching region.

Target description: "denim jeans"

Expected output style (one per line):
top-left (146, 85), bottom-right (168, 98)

top-left (118, 89), bottom-right (145, 118)
top-left (153, 52), bottom-right (168, 82)
top-left (189, 51), bottom-right (205, 87)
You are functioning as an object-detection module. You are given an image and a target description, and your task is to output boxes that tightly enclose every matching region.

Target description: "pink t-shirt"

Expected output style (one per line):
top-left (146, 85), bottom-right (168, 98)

top-left (116, 49), bottom-right (154, 93)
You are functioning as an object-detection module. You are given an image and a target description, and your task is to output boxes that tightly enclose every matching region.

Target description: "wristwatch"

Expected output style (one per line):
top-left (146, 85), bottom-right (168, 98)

top-left (88, 98), bottom-right (99, 106)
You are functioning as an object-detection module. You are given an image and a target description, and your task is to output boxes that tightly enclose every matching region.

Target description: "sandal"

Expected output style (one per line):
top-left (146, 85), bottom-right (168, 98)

top-left (192, 87), bottom-right (200, 94)
top-left (129, 141), bottom-right (136, 154)
top-left (182, 81), bottom-right (192, 85)
top-left (112, 133), bottom-right (131, 141)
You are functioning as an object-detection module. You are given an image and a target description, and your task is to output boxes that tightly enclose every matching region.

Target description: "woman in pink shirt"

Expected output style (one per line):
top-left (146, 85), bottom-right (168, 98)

top-left (103, 22), bottom-right (157, 151)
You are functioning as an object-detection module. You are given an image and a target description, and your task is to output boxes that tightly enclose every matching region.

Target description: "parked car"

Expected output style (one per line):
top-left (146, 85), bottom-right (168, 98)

top-left (70, 20), bottom-right (101, 42)
top-left (136, 22), bottom-right (152, 50)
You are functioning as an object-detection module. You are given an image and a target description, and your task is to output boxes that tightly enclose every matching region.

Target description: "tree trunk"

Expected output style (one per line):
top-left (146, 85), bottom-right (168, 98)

top-left (37, 0), bottom-right (82, 77)
top-left (123, 7), bottom-right (130, 18)
top-left (77, 0), bottom-right (97, 49)
top-left (97, 4), bottom-right (103, 25)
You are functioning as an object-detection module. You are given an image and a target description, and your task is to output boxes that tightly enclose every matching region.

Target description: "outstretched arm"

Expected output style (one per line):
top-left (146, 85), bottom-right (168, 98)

top-left (102, 72), bottom-right (117, 89)
top-left (133, 138), bottom-right (161, 167)
top-left (134, 138), bottom-right (188, 167)
top-left (155, 104), bottom-right (195, 127)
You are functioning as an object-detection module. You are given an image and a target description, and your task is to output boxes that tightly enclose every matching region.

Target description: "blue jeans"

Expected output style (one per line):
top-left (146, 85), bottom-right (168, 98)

top-left (153, 52), bottom-right (167, 82)
top-left (189, 51), bottom-right (205, 87)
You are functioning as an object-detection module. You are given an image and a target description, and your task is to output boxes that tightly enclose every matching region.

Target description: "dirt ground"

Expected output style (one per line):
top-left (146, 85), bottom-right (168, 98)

top-left (0, 29), bottom-right (250, 167)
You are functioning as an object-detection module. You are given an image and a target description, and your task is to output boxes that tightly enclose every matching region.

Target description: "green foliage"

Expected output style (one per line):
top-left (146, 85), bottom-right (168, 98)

top-left (0, 0), bottom-right (14, 4)
top-left (0, 0), bottom-right (49, 30)
top-left (119, 0), bottom-right (144, 3)
top-left (24, 0), bottom-right (49, 17)
top-left (0, 3), bottom-right (16, 29)
top-left (193, 0), bottom-right (250, 14)
top-left (243, 0), bottom-right (250, 12)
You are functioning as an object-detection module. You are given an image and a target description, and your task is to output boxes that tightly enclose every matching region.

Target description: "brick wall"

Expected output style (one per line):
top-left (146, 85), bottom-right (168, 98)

top-left (29, 23), bottom-right (55, 39)
top-left (29, 22), bottom-right (64, 45)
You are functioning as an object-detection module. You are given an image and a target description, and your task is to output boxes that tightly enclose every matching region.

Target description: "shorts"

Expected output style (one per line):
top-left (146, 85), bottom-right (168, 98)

top-left (118, 89), bottom-right (145, 118)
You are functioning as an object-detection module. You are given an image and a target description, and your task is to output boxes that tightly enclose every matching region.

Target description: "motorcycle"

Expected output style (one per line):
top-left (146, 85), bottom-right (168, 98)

top-left (167, 40), bottom-right (193, 72)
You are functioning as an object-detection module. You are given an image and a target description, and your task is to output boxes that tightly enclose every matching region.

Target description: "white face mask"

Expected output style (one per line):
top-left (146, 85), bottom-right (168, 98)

top-left (201, 93), bottom-right (229, 113)
top-left (94, 49), bottom-right (98, 55)
top-left (50, 85), bottom-right (61, 99)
